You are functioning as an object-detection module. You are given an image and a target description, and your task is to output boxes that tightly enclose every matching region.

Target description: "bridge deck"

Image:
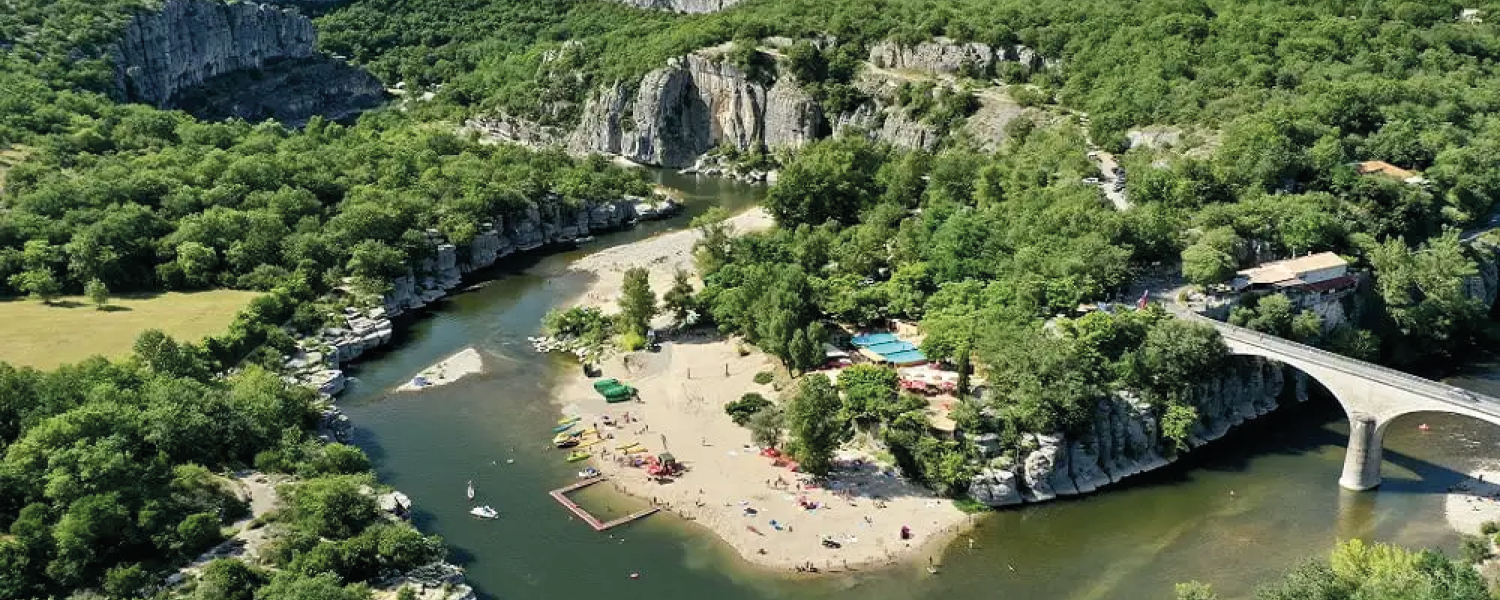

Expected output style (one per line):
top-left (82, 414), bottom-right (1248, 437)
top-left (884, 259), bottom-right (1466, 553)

top-left (1168, 305), bottom-right (1500, 420)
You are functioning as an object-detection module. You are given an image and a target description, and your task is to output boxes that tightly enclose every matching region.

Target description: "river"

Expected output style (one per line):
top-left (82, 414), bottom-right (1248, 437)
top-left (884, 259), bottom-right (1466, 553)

top-left (338, 171), bottom-right (1500, 600)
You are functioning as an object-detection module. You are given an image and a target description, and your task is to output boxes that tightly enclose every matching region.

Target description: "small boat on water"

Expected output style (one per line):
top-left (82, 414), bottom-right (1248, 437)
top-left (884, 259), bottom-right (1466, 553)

top-left (470, 505), bottom-right (499, 519)
top-left (466, 480), bottom-right (475, 501)
top-left (578, 467), bottom-right (600, 479)
top-left (566, 450), bottom-right (591, 462)
top-left (554, 432), bottom-right (581, 448)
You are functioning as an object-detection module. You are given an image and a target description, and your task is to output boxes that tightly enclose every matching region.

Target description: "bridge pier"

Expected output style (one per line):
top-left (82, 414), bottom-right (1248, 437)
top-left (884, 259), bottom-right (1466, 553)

top-left (1339, 413), bottom-right (1383, 491)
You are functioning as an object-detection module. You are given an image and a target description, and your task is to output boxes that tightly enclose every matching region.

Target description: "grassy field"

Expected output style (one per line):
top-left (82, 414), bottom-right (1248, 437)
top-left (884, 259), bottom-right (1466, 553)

top-left (0, 290), bottom-right (259, 369)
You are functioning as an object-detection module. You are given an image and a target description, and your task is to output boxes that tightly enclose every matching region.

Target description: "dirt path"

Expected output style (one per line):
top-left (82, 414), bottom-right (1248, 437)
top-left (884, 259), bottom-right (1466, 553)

top-left (166, 472), bottom-right (283, 586)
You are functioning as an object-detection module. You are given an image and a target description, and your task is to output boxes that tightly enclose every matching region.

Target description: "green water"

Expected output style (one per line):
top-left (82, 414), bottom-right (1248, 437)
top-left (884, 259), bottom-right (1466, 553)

top-left (339, 170), bottom-right (1500, 600)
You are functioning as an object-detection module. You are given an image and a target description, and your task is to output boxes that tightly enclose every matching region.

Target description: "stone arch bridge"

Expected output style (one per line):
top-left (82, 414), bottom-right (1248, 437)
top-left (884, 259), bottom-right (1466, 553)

top-left (1172, 309), bottom-right (1500, 490)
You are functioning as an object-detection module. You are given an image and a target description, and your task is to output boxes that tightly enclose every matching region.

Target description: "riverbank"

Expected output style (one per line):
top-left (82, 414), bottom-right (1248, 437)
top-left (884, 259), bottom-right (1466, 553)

top-left (1446, 466), bottom-right (1500, 534)
top-left (539, 206), bottom-right (970, 572)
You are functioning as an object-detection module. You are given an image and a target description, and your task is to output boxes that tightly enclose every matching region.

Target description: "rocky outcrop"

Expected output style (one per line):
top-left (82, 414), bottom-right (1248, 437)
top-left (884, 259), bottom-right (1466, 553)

top-left (472, 37), bottom-right (1058, 167)
top-left (377, 562), bottom-right (477, 600)
top-left (472, 52), bottom-right (823, 169)
top-left (112, 0), bottom-right (382, 125)
top-left (972, 357), bottom-right (1304, 508)
top-left (570, 55), bottom-right (819, 168)
top-left (763, 77), bottom-right (824, 150)
top-left (867, 37), bottom-right (1046, 76)
top-left (114, 0), bottom-right (313, 106)
top-left (1466, 237), bottom-right (1500, 309)
top-left (607, 0), bottom-right (743, 13)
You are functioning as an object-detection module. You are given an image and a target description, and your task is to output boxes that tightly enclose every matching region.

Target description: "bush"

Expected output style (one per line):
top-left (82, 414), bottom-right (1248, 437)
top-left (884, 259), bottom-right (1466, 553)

top-left (255, 450), bottom-right (287, 473)
top-left (619, 331), bottom-right (646, 352)
top-left (1461, 534), bottom-right (1492, 564)
top-left (724, 393), bottom-right (773, 425)
top-left (753, 371), bottom-right (773, 385)
top-left (1483, 521), bottom-right (1500, 536)
top-left (299, 444), bottom-right (371, 476)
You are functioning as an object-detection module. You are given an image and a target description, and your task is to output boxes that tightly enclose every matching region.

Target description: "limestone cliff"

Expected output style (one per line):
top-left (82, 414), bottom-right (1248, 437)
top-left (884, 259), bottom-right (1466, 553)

top-left (608, 0), bottom-right (744, 13)
top-left (867, 37), bottom-right (1046, 76)
top-left (472, 53), bottom-right (822, 169)
top-left (112, 0), bottom-right (383, 125)
top-left (470, 37), bottom-right (1052, 167)
top-left (569, 55), bottom-right (822, 168)
top-left (970, 358), bottom-right (1306, 506)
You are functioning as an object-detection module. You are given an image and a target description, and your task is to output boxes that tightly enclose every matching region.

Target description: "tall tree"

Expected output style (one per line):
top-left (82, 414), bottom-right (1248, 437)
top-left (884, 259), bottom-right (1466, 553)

top-left (661, 269), bottom-right (696, 326)
top-left (786, 374), bottom-right (844, 476)
top-left (617, 267), bottom-right (657, 336)
top-left (9, 269), bottom-right (60, 304)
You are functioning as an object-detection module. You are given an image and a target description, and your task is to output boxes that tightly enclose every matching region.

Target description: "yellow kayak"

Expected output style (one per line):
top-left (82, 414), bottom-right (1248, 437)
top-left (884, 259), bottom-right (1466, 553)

top-left (558, 415), bottom-right (582, 426)
top-left (624, 446), bottom-right (649, 455)
top-left (616, 441), bottom-right (642, 450)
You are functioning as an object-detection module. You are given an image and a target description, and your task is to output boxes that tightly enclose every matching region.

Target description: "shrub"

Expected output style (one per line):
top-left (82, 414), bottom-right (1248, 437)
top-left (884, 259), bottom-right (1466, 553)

top-left (255, 450), bottom-right (287, 473)
top-left (753, 371), bottom-right (773, 385)
top-left (1461, 534), bottom-right (1492, 564)
top-left (724, 393), bottom-right (773, 425)
top-left (1483, 521), bottom-right (1500, 536)
top-left (619, 331), bottom-right (646, 352)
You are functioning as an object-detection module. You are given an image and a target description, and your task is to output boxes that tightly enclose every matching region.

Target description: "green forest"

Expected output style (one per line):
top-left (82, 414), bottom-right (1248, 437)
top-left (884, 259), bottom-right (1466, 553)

top-left (0, 332), bottom-right (445, 598)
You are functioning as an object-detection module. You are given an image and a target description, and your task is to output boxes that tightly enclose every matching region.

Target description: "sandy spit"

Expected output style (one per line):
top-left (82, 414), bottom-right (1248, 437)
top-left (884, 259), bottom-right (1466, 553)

top-left (398, 348), bottom-right (485, 392)
top-left (540, 207), bottom-right (972, 573)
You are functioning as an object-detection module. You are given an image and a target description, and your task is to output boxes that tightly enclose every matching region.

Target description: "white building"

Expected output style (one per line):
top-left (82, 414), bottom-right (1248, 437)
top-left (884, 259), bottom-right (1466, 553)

top-left (1232, 252), bottom-right (1351, 293)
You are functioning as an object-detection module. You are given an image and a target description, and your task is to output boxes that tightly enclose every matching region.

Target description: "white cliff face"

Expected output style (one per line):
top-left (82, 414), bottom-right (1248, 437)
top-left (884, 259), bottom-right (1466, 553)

top-left (607, 0), bottom-right (744, 13)
top-left (473, 53), bottom-right (823, 169)
top-left (113, 0), bottom-right (316, 107)
top-left (972, 358), bottom-right (1304, 508)
top-left (568, 55), bottom-right (821, 168)
top-left (112, 0), bottom-right (383, 125)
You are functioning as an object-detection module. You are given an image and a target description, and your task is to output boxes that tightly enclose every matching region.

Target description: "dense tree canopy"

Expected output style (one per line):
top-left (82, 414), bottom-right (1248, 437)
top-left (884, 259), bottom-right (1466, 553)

top-left (1178, 539), bottom-right (1491, 600)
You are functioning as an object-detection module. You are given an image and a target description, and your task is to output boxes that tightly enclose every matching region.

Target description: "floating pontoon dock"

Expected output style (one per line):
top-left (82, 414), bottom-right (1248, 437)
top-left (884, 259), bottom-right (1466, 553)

top-left (550, 476), bottom-right (659, 531)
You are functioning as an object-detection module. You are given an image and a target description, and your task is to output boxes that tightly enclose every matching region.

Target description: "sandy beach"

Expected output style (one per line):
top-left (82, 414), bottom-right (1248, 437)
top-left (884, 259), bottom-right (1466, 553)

top-left (564, 207), bottom-right (774, 312)
top-left (542, 207), bottom-right (971, 572)
top-left (399, 348), bottom-right (485, 392)
top-left (1446, 466), bottom-right (1500, 534)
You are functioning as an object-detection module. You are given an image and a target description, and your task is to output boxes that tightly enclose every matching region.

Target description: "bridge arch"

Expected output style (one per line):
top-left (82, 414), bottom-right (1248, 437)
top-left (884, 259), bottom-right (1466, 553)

top-left (1171, 309), bottom-right (1500, 491)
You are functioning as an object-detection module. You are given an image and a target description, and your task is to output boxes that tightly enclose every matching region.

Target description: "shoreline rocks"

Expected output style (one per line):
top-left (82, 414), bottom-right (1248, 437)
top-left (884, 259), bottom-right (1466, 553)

top-left (969, 357), bottom-right (1304, 508)
top-left (285, 195), bottom-right (681, 399)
